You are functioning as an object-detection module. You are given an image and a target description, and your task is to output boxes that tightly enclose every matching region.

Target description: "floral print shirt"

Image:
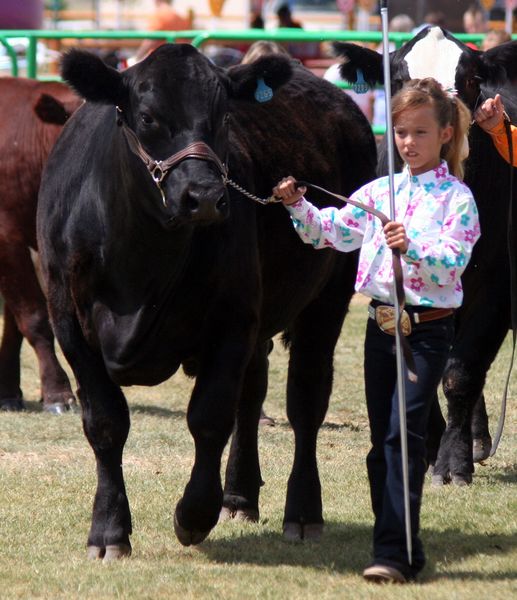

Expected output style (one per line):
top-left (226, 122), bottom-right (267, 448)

top-left (286, 161), bottom-right (480, 308)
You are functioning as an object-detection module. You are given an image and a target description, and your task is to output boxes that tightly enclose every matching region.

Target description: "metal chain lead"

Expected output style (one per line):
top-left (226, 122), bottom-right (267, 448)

top-left (223, 174), bottom-right (282, 205)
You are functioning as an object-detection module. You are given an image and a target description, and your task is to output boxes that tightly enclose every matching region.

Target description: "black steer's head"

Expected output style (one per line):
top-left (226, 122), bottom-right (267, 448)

top-left (334, 26), bottom-right (517, 115)
top-left (61, 44), bottom-right (292, 228)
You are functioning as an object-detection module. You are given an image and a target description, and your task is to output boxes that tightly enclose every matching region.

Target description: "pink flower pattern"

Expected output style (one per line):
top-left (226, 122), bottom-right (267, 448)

top-left (286, 161), bottom-right (480, 307)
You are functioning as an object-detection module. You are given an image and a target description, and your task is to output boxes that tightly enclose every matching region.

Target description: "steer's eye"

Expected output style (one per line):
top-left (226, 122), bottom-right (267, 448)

top-left (140, 112), bottom-right (154, 125)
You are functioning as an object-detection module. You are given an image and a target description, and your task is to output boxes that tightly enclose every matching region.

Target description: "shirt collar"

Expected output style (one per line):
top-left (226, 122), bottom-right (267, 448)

top-left (403, 160), bottom-right (450, 188)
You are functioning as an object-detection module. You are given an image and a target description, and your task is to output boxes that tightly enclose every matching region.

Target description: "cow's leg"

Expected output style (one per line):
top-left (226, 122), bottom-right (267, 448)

top-left (425, 393), bottom-right (446, 467)
top-left (0, 248), bottom-right (74, 412)
top-left (433, 308), bottom-right (508, 486)
top-left (0, 305), bottom-right (24, 410)
top-left (50, 308), bottom-right (132, 560)
top-left (174, 325), bottom-right (256, 547)
top-left (221, 339), bottom-right (271, 522)
top-left (282, 290), bottom-right (349, 542)
top-left (471, 393), bottom-right (491, 463)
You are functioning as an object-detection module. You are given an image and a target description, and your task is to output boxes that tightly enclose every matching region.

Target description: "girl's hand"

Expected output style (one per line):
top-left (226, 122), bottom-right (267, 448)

top-left (384, 221), bottom-right (408, 253)
top-left (273, 176), bottom-right (307, 207)
top-left (474, 94), bottom-right (505, 132)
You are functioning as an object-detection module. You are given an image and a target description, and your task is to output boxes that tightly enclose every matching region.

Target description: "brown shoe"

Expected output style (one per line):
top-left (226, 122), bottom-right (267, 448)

top-left (363, 564), bottom-right (407, 584)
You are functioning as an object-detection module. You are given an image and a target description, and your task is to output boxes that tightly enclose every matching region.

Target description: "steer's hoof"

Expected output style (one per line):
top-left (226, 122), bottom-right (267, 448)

top-left (219, 506), bottom-right (259, 523)
top-left (42, 393), bottom-right (77, 415)
top-left (173, 513), bottom-right (210, 547)
top-left (233, 508), bottom-right (259, 522)
top-left (218, 506), bottom-right (233, 523)
top-left (87, 544), bottom-right (131, 561)
top-left (104, 544), bottom-right (132, 562)
top-left (0, 397), bottom-right (24, 411)
top-left (87, 545), bottom-right (104, 560)
top-left (451, 473), bottom-right (472, 486)
top-left (473, 437), bottom-right (492, 463)
top-left (283, 522), bottom-right (323, 542)
top-left (431, 474), bottom-right (449, 487)
top-left (43, 402), bottom-right (69, 415)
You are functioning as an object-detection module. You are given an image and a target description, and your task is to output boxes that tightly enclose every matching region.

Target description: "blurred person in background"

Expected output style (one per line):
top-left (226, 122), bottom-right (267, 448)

top-left (276, 3), bottom-right (303, 29)
top-left (134, 0), bottom-right (190, 63)
top-left (274, 3), bottom-right (319, 62)
top-left (463, 3), bottom-right (489, 33)
top-left (463, 3), bottom-right (488, 48)
top-left (240, 40), bottom-right (290, 65)
top-left (481, 28), bottom-right (511, 51)
top-left (249, 11), bottom-right (265, 29)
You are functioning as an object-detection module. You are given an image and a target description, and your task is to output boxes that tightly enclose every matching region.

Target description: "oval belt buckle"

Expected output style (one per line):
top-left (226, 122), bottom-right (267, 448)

top-left (376, 306), bottom-right (412, 336)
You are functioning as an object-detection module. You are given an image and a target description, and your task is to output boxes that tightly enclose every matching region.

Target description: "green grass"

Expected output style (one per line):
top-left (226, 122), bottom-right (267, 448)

top-left (0, 296), bottom-right (516, 599)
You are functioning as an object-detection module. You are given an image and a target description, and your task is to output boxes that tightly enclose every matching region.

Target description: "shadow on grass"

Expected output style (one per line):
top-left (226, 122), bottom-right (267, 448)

top-left (13, 399), bottom-right (185, 420)
top-left (252, 419), bottom-right (363, 433)
top-left (131, 404), bottom-right (186, 419)
top-left (474, 464), bottom-right (517, 485)
top-left (198, 521), bottom-right (517, 582)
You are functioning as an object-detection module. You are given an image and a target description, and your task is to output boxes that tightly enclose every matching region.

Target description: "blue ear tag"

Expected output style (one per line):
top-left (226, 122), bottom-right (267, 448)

top-left (353, 69), bottom-right (369, 94)
top-left (254, 77), bottom-right (273, 103)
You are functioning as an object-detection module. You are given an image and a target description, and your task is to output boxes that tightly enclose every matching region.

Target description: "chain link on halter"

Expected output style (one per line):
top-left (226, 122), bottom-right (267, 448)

top-left (222, 174), bottom-right (283, 205)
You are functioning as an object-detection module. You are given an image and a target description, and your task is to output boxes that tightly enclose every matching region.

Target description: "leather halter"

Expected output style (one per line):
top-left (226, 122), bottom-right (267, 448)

top-left (116, 107), bottom-right (227, 206)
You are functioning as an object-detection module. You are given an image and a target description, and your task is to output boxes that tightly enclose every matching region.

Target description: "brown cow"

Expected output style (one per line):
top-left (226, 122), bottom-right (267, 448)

top-left (0, 77), bottom-right (82, 413)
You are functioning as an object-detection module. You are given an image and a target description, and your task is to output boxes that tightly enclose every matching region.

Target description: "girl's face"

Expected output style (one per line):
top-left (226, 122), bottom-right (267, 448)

top-left (394, 105), bottom-right (452, 176)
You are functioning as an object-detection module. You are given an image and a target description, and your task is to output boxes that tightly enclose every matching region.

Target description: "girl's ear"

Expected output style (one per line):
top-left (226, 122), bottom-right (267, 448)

top-left (441, 124), bottom-right (453, 145)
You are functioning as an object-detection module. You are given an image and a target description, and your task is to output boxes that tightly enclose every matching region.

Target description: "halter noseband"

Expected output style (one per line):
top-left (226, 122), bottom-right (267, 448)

top-left (116, 107), bottom-right (228, 206)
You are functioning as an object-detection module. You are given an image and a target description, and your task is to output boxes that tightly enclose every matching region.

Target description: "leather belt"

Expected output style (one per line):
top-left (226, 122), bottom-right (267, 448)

top-left (410, 307), bottom-right (454, 323)
top-left (368, 304), bottom-right (454, 336)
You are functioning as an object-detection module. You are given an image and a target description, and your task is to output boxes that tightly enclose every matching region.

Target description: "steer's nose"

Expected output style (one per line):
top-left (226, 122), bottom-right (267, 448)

top-left (184, 184), bottom-right (228, 222)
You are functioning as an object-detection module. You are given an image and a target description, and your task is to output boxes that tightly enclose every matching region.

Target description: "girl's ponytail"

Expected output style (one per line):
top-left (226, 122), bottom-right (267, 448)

top-left (442, 95), bottom-right (471, 180)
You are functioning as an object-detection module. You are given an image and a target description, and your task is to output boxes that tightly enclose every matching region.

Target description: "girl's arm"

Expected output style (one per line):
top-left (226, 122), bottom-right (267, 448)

top-left (273, 176), bottom-right (367, 251)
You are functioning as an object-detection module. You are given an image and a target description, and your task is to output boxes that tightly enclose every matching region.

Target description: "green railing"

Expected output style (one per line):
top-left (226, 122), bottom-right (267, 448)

top-left (0, 28), bottom-right (496, 79)
top-left (1, 28), bottom-right (510, 137)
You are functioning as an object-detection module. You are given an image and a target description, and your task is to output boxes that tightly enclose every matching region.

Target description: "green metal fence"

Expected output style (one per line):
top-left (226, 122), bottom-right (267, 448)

top-left (0, 28), bottom-right (497, 79)
top-left (0, 28), bottom-right (511, 137)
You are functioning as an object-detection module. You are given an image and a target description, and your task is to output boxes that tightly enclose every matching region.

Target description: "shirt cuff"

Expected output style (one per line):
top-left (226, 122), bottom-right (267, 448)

top-left (284, 196), bottom-right (309, 213)
top-left (486, 120), bottom-right (506, 136)
top-left (402, 239), bottom-right (421, 264)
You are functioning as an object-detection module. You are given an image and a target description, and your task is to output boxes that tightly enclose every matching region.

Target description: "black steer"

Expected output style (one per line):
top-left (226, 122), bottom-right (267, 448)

top-left (36, 44), bottom-right (377, 558)
top-left (334, 26), bottom-right (517, 485)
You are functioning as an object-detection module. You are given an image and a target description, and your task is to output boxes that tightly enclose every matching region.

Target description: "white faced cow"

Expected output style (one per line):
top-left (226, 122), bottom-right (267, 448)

top-left (334, 26), bottom-right (517, 485)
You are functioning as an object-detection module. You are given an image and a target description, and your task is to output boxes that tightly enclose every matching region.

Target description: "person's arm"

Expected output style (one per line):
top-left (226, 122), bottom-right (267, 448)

top-left (474, 94), bottom-right (517, 167)
top-left (134, 39), bottom-right (157, 62)
top-left (272, 176), bottom-right (367, 251)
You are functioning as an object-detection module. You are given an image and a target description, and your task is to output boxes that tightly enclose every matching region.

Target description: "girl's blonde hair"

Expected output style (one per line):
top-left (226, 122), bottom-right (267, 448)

top-left (391, 78), bottom-right (471, 180)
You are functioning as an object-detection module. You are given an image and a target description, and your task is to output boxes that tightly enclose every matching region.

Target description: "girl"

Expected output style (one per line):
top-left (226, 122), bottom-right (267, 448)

top-left (273, 78), bottom-right (480, 583)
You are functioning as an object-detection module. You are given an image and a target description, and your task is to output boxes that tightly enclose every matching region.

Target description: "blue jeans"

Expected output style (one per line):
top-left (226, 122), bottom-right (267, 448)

top-left (364, 305), bottom-right (454, 579)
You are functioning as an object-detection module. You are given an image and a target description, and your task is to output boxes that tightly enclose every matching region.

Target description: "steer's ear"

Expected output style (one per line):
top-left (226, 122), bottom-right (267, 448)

top-left (331, 42), bottom-right (384, 87)
top-left (225, 55), bottom-right (292, 101)
top-left (61, 49), bottom-right (126, 105)
top-left (483, 39), bottom-right (517, 82)
top-left (33, 93), bottom-right (69, 125)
